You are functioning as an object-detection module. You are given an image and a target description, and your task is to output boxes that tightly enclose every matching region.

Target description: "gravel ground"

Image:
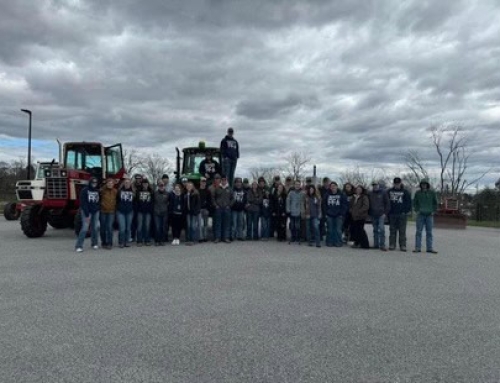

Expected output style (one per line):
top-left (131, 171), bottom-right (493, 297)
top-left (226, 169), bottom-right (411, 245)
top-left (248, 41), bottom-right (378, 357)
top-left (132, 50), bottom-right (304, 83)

top-left (1, 219), bottom-right (500, 383)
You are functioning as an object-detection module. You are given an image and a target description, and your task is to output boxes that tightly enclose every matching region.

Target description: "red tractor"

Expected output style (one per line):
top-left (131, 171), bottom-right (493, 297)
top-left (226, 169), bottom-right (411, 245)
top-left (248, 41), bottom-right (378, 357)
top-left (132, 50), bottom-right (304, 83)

top-left (20, 141), bottom-right (124, 238)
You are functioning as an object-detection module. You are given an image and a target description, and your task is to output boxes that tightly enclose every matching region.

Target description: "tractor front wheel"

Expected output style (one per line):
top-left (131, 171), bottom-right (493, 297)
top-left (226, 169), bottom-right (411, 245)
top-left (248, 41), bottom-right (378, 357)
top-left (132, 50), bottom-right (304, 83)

top-left (20, 204), bottom-right (48, 238)
top-left (3, 202), bottom-right (20, 221)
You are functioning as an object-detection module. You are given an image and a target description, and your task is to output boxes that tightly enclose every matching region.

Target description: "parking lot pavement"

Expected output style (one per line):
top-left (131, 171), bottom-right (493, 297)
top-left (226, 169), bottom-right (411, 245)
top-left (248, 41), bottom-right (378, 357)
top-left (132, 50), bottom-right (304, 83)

top-left (1, 219), bottom-right (500, 383)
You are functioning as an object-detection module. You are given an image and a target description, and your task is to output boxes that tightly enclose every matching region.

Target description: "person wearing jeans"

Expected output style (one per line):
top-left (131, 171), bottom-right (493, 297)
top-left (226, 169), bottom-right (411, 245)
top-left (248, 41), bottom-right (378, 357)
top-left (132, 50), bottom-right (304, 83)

top-left (199, 177), bottom-right (211, 242)
top-left (185, 182), bottom-right (201, 245)
top-left (368, 181), bottom-right (390, 251)
top-left (286, 180), bottom-right (305, 244)
top-left (220, 127), bottom-right (239, 187)
top-left (136, 179), bottom-right (153, 246)
top-left (323, 181), bottom-right (348, 247)
top-left (116, 176), bottom-right (135, 248)
top-left (260, 190), bottom-right (271, 241)
top-left (231, 177), bottom-right (247, 240)
top-left (75, 177), bottom-right (101, 252)
top-left (413, 179), bottom-right (439, 254)
top-left (304, 185), bottom-right (322, 247)
top-left (387, 177), bottom-right (412, 251)
top-left (153, 180), bottom-right (169, 246)
top-left (212, 175), bottom-right (233, 243)
top-left (246, 181), bottom-right (262, 240)
top-left (100, 178), bottom-right (117, 249)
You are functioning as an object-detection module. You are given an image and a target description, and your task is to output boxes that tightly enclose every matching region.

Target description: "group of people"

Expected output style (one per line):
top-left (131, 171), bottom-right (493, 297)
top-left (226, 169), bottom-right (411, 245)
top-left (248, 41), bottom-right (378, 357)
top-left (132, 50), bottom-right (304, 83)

top-left (75, 169), bottom-right (439, 255)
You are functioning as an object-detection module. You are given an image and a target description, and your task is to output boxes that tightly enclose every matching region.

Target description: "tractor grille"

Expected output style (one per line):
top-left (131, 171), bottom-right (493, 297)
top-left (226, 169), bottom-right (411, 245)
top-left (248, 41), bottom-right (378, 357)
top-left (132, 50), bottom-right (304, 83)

top-left (17, 190), bottom-right (33, 200)
top-left (46, 178), bottom-right (68, 199)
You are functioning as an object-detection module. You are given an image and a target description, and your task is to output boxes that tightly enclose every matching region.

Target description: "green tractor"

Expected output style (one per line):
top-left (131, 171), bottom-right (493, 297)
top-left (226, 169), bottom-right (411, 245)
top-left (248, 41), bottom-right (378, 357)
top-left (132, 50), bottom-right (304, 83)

top-left (175, 141), bottom-right (221, 188)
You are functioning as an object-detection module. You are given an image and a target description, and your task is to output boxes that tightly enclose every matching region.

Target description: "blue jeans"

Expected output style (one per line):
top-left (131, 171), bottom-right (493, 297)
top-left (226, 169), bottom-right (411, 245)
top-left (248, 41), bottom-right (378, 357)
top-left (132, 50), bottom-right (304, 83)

top-left (117, 211), bottom-right (133, 246)
top-left (260, 216), bottom-right (270, 239)
top-left (154, 214), bottom-right (166, 243)
top-left (100, 212), bottom-right (115, 246)
top-left (215, 208), bottom-right (231, 240)
top-left (223, 158), bottom-right (238, 187)
top-left (290, 215), bottom-right (301, 242)
top-left (415, 213), bottom-right (434, 251)
top-left (371, 215), bottom-right (386, 248)
top-left (326, 215), bottom-right (343, 246)
top-left (200, 209), bottom-right (209, 241)
top-left (186, 214), bottom-right (200, 242)
top-left (232, 210), bottom-right (245, 239)
top-left (306, 217), bottom-right (321, 246)
top-left (137, 212), bottom-right (152, 243)
top-left (246, 211), bottom-right (259, 239)
top-left (75, 210), bottom-right (99, 249)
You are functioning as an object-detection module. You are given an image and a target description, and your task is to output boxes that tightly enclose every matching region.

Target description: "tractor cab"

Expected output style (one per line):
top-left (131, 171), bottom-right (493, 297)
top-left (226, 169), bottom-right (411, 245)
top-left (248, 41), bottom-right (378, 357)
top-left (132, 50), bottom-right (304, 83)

top-left (175, 141), bottom-right (221, 187)
top-left (63, 142), bottom-right (123, 181)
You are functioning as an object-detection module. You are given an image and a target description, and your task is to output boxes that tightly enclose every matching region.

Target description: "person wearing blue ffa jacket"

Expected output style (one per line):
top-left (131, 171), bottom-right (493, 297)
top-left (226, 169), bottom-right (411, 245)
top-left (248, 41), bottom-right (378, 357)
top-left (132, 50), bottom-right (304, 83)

top-left (75, 177), bottom-right (101, 253)
top-left (323, 181), bottom-right (349, 247)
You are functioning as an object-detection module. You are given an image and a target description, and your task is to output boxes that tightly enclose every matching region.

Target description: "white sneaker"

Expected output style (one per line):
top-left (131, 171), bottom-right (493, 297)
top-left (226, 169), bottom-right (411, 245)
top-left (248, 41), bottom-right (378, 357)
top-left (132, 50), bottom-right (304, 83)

top-left (175, 239), bottom-right (180, 245)
top-left (172, 239), bottom-right (176, 245)
top-left (92, 245), bottom-right (99, 250)
top-left (76, 248), bottom-right (83, 253)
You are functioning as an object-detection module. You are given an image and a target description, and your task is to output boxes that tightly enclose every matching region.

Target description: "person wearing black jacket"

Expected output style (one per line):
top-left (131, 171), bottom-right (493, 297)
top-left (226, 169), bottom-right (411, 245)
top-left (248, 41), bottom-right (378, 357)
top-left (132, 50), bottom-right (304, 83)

top-left (136, 179), bottom-right (154, 246)
top-left (231, 177), bottom-right (247, 241)
top-left (75, 177), bottom-right (101, 252)
top-left (185, 182), bottom-right (201, 245)
top-left (387, 177), bottom-right (412, 251)
top-left (198, 153), bottom-right (221, 186)
top-left (198, 177), bottom-right (211, 242)
top-left (271, 183), bottom-right (288, 241)
top-left (220, 127), bottom-right (239, 187)
top-left (169, 184), bottom-right (185, 245)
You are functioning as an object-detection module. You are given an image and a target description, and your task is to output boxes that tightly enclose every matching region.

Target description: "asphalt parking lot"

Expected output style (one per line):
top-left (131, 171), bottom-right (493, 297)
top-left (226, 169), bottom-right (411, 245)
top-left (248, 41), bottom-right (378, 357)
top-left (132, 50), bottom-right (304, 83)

top-left (1, 219), bottom-right (500, 383)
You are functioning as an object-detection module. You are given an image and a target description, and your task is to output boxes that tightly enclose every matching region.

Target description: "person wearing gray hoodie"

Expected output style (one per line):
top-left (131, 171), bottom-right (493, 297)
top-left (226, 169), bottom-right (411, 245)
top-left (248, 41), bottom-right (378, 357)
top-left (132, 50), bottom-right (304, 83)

top-left (286, 180), bottom-right (305, 244)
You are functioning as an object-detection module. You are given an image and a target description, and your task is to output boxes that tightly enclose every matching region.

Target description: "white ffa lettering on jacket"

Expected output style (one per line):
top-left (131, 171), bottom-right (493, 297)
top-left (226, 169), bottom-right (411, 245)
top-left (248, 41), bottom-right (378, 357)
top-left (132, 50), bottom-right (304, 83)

top-left (205, 163), bottom-right (215, 173)
top-left (233, 190), bottom-right (245, 203)
top-left (227, 141), bottom-right (237, 149)
top-left (327, 195), bottom-right (340, 206)
top-left (139, 191), bottom-right (151, 202)
top-left (88, 191), bottom-right (100, 203)
top-left (389, 191), bottom-right (404, 204)
top-left (121, 191), bottom-right (133, 202)
top-left (263, 199), bottom-right (269, 208)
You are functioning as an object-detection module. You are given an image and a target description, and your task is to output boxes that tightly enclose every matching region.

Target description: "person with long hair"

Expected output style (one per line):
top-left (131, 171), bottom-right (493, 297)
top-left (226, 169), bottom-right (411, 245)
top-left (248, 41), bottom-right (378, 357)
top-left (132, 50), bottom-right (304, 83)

top-left (350, 185), bottom-right (370, 249)
top-left (185, 182), bottom-right (201, 246)
top-left (271, 183), bottom-right (288, 241)
top-left (304, 185), bottom-right (322, 247)
top-left (169, 184), bottom-right (185, 246)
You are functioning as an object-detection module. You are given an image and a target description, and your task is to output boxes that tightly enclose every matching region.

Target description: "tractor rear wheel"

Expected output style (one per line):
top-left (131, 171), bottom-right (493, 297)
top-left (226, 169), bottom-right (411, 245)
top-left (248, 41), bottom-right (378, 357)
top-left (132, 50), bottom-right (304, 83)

top-left (48, 211), bottom-right (71, 229)
top-left (3, 202), bottom-right (20, 221)
top-left (20, 204), bottom-right (48, 238)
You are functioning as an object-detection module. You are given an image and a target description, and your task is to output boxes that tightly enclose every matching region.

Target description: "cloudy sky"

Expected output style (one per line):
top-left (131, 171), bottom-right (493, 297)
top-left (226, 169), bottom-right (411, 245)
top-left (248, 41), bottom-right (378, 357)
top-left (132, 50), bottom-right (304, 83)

top-left (1, 0), bottom-right (499, 186)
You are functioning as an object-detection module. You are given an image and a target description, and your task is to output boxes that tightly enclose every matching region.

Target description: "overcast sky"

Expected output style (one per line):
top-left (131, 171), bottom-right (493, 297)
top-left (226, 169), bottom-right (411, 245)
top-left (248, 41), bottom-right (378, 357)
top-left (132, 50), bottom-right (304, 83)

top-left (1, 0), bottom-right (499, 186)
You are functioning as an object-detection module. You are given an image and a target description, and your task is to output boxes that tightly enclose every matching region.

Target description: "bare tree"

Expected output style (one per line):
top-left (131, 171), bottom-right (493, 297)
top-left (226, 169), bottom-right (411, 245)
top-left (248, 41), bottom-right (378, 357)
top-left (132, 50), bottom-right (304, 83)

top-left (431, 124), bottom-right (491, 195)
top-left (249, 166), bottom-right (284, 185)
top-left (339, 165), bottom-right (390, 187)
top-left (140, 153), bottom-right (173, 184)
top-left (284, 151), bottom-right (311, 181)
top-left (122, 148), bottom-right (145, 176)
top-left (403, 150), bottom-right (430, 182)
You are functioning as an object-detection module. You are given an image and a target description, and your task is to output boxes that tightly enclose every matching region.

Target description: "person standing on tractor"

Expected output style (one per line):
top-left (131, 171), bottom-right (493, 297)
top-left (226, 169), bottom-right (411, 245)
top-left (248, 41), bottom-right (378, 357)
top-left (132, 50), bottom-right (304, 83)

top-left (75, 177), bottom-right (101, 253)
top-left (220, 127), bottom-right (239, 187)
top-left (100, 178), bottom-right (117, 250)
top-left (413, 179), bottom-right (439, 254)
top-left (117, 176), bottom-right (135, 248)
top-left (199, 152), bottom-right (221, 187)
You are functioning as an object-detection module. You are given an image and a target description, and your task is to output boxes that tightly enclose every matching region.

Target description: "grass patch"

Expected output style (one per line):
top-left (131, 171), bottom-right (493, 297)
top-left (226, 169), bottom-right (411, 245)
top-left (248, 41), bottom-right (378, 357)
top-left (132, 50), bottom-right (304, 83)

top-left (466, 220), bottom-right (500, 229)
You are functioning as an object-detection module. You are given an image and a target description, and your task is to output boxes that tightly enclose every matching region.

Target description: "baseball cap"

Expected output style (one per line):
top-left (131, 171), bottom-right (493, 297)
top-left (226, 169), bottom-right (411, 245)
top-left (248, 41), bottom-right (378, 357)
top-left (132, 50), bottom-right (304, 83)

top-left (228, 127), bottom-right (234, 133)
top-left (393, 177), bottom-right (402, 184)
top-left (243, 178), bottom-right (249, 184)
top-left (286, 176), bottom-right (292, 181)
top-left (161, 174), bottom-right (169, 179)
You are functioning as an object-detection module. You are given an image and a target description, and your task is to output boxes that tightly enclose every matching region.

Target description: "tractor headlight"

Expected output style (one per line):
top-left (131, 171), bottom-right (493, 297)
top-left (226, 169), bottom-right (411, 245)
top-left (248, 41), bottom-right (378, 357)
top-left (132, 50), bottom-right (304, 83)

top-left (61, 170), bottom-right (67, 177)
top-left (45, 170), bottom-right (51, 177)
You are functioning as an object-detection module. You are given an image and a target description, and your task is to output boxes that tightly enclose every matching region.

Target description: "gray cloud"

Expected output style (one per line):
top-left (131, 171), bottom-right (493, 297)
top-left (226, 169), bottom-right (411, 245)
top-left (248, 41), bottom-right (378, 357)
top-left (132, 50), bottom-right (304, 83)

top-left (1, 0), bottom-right (499, 188)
